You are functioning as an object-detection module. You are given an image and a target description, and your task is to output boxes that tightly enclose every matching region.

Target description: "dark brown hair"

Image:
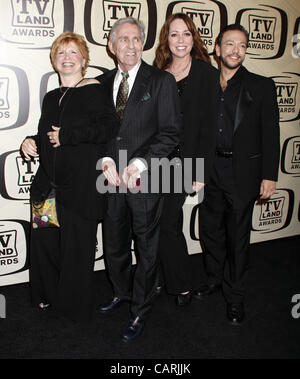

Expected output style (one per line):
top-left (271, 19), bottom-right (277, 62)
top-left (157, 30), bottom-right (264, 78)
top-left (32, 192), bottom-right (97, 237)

top-left (154, 13), bottom-right (210, 69)
top-left (216, 24), bottom-right (249, 47)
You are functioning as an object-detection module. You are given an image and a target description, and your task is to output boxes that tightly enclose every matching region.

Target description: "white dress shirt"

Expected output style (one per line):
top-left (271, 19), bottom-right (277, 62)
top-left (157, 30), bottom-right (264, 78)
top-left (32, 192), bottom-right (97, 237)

top-left (103, 60), bottom-right (146, 174)
top-left (113, 61), bottom-right (141, 104)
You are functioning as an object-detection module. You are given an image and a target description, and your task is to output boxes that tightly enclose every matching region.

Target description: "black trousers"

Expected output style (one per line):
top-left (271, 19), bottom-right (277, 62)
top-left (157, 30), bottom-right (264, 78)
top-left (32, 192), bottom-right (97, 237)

top-left (158, 192), bottom-right (194, 295)
top-left (102, 193), bottom-right (163, 319)
top-left (30, 203), bottom-right (98, 321)
top-left (200, 156), bottom-right (257, 304)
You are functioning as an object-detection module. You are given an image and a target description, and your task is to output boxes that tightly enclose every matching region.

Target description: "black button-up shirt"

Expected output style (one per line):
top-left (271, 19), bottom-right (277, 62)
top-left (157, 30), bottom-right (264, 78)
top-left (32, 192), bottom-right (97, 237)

top-left (216, 66), bottom-right (244, 151)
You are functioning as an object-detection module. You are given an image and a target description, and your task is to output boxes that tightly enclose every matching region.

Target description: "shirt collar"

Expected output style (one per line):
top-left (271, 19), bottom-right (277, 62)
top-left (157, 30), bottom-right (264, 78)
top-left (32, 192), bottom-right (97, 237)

top-left (227, 65), bottom-right (245, 85)
top-left (117, 60), bottom-right (142, 81)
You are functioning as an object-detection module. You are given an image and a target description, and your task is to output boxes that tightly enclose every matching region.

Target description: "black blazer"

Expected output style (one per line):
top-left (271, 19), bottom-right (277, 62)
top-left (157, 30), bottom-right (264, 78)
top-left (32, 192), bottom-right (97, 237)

top-left (232, 66), bottom-right (279, 199)
top-left (179, 58), bottom-right (219, 184)
top-left (96, 60), bottom-right (181, 175)
top-left (196, 65), bottom-right (280, 200)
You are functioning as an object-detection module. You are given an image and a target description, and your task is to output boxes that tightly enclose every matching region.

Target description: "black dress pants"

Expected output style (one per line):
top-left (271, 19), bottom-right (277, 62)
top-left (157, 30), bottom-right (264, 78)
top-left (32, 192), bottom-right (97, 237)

top-left (200, 156), bottom-right (256, 304)
top-left (30, 203), bottom-right (98, 321)
top-left (102, 193), bottom-right (163, 319)
top-left (158, 192), bottom-right (194, 295)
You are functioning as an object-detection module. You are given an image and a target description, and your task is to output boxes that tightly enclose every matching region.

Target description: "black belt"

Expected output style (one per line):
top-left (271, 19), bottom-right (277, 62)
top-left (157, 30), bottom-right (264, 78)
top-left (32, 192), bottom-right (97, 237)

top-left (216, 150), bottom-right (233, 158)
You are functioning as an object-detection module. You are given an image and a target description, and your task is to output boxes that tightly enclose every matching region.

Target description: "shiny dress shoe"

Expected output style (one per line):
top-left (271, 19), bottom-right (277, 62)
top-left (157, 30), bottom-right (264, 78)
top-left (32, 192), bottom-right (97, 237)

top-left (122, 316), bottom-right (145, 342)
top-left (227, 303), bottom-right (245, 325)
top-left (193, 283), bottom-right (222, 300)
top-left (38, 302), bottom-right (50, 310)
top-left (176, 292), bottom-right (191, 306)
top-left (99, 297), bottom-right (125, 313)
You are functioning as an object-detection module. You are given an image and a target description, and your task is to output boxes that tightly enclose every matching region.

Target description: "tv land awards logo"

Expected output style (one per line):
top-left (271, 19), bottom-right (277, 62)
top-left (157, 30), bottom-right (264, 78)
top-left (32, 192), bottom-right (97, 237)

top-left (0, 230), bottom-right (18, 267)
top-left (252, 189), bottom-right (294, 233)
top-left (103, 0), bottom-right (142, 30)
top-left (0, 0), bottom-right (74, 48)
top-left (84, 0), bottom-right (157, 50)
top-left (11, 0), bottom-right (55, 29)
top-left (0, 150), bottom-right (39, 201)
top-left (291, 142), bottom-right (300, 166)
top-left (0, 77), bottom-right (9, 120)
top-left (16, 156), bottom-right (38, 189)
top-left (281, 136), bottom-right (300, 176)
top-left (0, 75), bottom-right (12, 128)
top-left (0, 220), bottom-right (28, 276)
top-left (181, 8), bottom-right (214, 40)
top-left (0, 75), bottom-right (12, 129)
top-left (248, 14), bottom-right (276, 44)
top-left (166, 0), bottom-right (228, 54)
top-left (0, 65), bottom-right (29, 131)
top-left (235, 4), bottom-right (287, 59)
top-left (273, 73), bottom-right (300, 122)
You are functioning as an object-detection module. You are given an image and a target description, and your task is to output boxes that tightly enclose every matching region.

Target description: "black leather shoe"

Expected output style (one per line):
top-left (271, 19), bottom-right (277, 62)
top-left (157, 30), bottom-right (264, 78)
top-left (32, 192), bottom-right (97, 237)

top-left (122, 316), bottom-right (145, 342)
top-left (193, 283), bottom-right (221, 300)
top-left (227, 303), bottom-right (245, 325)
top-left (99, 297), bottom-right (125, 313)
top-left (176, 292), bottom-right (191, 306)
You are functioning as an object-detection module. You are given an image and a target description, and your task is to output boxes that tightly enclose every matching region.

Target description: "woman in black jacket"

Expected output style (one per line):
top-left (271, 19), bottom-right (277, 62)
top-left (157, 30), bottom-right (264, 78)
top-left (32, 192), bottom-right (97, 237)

top-left (154, 13), bottom-right (219, 305)
top-left (21, 32), bottom-right (119, 321)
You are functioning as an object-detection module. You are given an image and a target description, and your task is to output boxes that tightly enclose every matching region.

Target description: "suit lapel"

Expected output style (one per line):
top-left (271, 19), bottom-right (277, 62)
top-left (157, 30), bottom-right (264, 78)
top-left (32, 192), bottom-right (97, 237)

top-left (105, 69), bottom-right (117, 109)
top-left (98, 67), bottom-right (118, 117)
top-left (121, 61), bottom-right (151, 127)
top-left (234, 68), bottom-right (253, 134)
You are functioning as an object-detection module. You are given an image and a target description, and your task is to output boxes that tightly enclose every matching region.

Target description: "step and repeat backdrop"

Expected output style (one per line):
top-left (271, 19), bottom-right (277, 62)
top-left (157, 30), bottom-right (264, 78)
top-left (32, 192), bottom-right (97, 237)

top-left (0, 0), bottom-right (299, 286)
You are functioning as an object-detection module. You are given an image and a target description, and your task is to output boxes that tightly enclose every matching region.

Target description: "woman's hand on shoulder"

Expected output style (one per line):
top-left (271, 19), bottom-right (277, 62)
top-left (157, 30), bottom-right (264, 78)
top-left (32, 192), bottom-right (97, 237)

top-left (21, 138), bottom-right (37, 160)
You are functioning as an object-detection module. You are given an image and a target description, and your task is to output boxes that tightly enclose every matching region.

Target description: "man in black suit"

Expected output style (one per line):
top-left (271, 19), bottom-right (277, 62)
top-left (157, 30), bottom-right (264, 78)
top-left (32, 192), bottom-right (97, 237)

top-left (195, 24), bottom-right (280, 324)
top-left (96, 17), bottom-right (181, 341)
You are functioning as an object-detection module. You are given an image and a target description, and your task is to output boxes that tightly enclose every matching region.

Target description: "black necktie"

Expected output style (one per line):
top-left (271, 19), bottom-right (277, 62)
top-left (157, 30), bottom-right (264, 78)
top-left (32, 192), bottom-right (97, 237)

top-left (116, 71), bottom-right (129, 120)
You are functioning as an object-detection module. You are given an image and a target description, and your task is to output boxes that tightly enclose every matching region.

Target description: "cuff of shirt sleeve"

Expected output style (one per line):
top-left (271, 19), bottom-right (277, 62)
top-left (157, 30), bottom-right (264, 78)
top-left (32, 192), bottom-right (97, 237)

top-left (102, 157), bottom-right (115, 164)
top-left (101, 157), bottom-right (115, 170)
top-left (132, 158), bottom-right (147, 174)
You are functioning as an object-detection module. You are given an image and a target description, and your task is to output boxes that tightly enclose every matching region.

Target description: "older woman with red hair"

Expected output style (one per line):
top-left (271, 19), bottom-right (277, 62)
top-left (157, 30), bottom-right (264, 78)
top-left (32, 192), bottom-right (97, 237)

top-left (21, 32), bottom-right (119, 321)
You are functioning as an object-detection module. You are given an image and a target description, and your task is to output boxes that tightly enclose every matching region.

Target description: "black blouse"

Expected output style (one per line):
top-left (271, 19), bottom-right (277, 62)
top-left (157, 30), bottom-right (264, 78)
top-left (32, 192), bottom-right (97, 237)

top-left (31, 83), bottom-right (119, 220)
top-left (168, 76), bottom-right (188, 160)
top-left (176, 76), bottom-right (188, 97)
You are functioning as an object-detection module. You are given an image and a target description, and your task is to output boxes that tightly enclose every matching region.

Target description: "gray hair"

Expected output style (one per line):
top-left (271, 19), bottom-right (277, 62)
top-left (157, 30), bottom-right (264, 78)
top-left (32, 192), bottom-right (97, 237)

top-left (109, 17), bottom-right (145, 44)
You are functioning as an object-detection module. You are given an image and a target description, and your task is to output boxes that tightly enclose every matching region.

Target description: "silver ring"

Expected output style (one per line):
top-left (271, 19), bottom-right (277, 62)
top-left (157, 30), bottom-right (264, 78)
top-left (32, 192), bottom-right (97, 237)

top-left (49, 136), bottom-right (52, 140)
